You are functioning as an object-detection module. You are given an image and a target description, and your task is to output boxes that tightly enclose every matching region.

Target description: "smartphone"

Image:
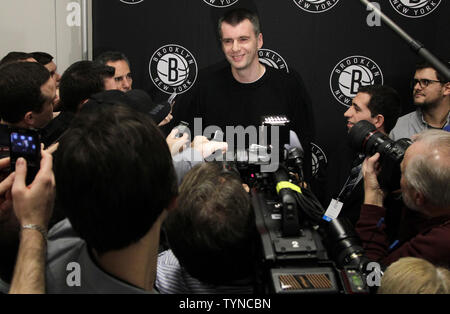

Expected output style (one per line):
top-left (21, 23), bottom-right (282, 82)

top-left (9, 128), bottom-right (41, 185)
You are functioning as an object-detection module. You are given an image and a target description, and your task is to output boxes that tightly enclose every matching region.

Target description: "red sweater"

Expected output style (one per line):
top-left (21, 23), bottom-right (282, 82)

top-left (356, 204), bottom-right (450, 268)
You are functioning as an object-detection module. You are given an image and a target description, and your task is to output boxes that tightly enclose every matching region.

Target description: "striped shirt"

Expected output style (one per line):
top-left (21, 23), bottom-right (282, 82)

top-left (156, 250), bottom-right (253, 294)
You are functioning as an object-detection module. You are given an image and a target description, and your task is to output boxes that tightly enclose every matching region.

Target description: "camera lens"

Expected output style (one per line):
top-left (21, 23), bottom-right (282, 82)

top-left (347, 120), bottom-right (412, 192)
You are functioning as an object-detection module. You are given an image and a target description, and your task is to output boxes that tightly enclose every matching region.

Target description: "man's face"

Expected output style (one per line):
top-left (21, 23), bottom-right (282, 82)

top-left (344, 92), bottom-right (378, 131)
top-left (106, 60), bottom-right (132, 92)
top-left (44, 61), bottom-right (61, 88)
top-left (220, 19), bottom-right (263, 72)
top-left (412, 68), bottom-right (446, 109)
top-left (32, 77), bottom-right (56, 128)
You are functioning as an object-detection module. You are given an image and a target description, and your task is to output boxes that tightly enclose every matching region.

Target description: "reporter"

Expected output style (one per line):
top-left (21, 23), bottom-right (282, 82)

top-left (356, 130), bottom-right (450, 268)
top-left (157, 162), bottom-right (255, 293)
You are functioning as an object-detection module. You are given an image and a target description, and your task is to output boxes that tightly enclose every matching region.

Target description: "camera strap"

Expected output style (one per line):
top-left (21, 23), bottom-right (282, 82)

top-left (323, 154), bottom-right (365, 222)
top-left (337, 154), bottom-right (365, 202)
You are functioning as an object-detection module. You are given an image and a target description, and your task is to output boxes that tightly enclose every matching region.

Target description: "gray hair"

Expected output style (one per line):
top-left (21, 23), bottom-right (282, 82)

top-left (404, 130), bottom-right (450, 208)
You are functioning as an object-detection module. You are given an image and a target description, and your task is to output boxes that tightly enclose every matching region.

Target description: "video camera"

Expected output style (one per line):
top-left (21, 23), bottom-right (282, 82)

top-left (348, 120), bottom-right (412, 191)
top-left (219, 117), bottom-right (378, 294)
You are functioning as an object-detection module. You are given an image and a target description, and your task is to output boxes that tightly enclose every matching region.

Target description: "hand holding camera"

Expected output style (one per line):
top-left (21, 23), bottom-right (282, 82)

top-left (362, 153), bottom-right (385, 206)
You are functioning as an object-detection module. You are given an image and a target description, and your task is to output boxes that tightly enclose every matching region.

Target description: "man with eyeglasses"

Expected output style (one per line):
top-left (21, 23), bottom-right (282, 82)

top-left (390, 61), bottom-right (450, 140)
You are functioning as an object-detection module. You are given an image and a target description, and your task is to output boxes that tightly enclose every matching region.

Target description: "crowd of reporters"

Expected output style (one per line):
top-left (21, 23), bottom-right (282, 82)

top-left (0, 47), bottom-right (449, 294)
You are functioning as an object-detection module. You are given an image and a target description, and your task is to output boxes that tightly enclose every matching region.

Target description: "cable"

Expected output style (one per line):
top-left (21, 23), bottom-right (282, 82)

top-left (294, 186), bottom-right (326, 224)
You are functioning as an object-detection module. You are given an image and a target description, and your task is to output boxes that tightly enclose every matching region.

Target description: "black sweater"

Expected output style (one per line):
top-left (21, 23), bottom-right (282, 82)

top-left (173, 64), bottom-right (316, 180)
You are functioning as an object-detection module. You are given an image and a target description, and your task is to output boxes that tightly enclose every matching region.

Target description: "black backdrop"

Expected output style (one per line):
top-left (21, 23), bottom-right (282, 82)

top-left (93, 0), bottom-right (450, 178)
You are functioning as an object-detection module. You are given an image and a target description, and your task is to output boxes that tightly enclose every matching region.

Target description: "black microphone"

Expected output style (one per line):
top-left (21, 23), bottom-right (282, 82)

top-left (288, 146), bottom-right (304, 182)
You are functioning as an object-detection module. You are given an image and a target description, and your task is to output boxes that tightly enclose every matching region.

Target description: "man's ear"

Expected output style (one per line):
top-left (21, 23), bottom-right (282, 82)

top-left (257, 33), bottom-right (263, 49)
top-left (414, 190), bottom-right (426, 207)
top-left (373, 114), bottom-right (385, 131)
top-left (23, 111), bottom-right (34, 127)
top-left (443, 82), bottom-right (450, 96)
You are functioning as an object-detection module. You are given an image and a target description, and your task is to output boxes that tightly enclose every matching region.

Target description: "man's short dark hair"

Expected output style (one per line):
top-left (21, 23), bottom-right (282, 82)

top-left (95, 51), bottom-right (131, 67)
top-left (0, 51), bottom-right (35, 67)
top-left (59, 61), bottom-right (114, 113)
top-left (164, 162), bottom-right (256, 285)
top-left (0, 62), bottom-right (51, 123)
top-left (415, 60), bottom-right (450, 83)
top-left (30, 52), bottom-right (54, 66)
top-left (54, 104), bottom-right (177, 255)
top-left (358, 84), bottom-right (402, 133)
top-left (218, 8), bottom-right (261, 39)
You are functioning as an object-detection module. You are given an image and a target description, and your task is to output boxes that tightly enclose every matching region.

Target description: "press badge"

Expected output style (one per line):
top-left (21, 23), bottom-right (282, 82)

top-left (322, 199), bottom-right (343, 222)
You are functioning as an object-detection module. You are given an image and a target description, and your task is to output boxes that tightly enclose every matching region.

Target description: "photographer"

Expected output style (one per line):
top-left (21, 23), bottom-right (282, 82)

top-left (323, 85), bottom-right (401, 226)
top-left (356, 129), bottom-right (450, 268)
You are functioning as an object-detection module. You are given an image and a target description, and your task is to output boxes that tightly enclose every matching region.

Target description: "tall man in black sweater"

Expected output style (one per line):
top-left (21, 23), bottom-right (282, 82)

top-left (173, 8), bottom-right (315, 180)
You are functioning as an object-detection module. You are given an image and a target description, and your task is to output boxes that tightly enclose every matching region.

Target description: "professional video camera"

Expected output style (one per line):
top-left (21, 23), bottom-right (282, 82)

top-left (221, 118), bottom-right (377, 294)
top-left (348, 120), bottom-right (412, 191)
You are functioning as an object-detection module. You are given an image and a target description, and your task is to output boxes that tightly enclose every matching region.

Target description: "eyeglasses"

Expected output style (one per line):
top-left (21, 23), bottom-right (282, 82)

top-left (410, 78), bottom-right (443, 89)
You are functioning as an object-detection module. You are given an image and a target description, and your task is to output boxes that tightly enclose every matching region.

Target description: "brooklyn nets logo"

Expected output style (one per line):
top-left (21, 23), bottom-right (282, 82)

top-left (311, 143), bottom-right (327, 179)
top-left (389, 0), bottom-right (441, 18)
top-left (293, 0), bottom-right (340, 13)
top-left (203, 0), bottom-right (239, 8)
top-left (330, 55), bottom-right (383, 107)
top-left (149, 44), bottom-right (198, 95)
top-left (258, 49), bottom-right (289, 73)
top-left (120, 0), bottom-right (144, 4)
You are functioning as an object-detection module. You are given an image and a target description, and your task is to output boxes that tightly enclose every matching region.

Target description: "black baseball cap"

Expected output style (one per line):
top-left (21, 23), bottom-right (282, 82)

top-left (84, 89), bottom-right (170, 125)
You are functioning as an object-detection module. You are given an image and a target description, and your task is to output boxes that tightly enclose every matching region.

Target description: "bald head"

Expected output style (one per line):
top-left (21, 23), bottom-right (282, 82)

top-left (402, 130), bottom-right (450, 211)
